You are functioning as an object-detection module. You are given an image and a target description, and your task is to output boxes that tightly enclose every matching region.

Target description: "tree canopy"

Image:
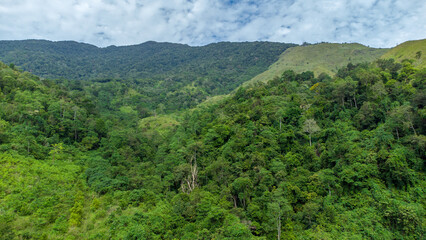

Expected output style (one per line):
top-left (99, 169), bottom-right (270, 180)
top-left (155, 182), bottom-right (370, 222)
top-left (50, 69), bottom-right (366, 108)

top-left (0, 48), bottom-right (424, 239)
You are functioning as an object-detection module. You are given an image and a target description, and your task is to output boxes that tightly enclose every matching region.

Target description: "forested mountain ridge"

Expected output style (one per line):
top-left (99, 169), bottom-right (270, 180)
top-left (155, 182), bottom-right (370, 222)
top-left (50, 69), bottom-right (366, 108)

top-left (1, 40), bottom-right (293, 80)
top-left (2, 40), bottom-right (423, 113)
top-left (0, 36), bottom-right (425, 240)
top-left (0, 40), bottom-right (294, 98)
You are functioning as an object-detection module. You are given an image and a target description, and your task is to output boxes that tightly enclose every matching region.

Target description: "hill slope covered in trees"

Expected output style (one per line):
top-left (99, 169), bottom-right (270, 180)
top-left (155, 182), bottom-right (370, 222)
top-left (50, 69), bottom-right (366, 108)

top-left (0, 40), bottom-right (295, 111)
top-left (0, 38), bottom-right (424, 239)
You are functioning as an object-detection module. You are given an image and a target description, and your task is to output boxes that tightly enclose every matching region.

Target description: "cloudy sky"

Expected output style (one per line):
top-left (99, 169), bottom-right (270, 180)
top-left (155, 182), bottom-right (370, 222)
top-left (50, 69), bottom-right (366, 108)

top-left (0, 0), bottom-right (424, 48)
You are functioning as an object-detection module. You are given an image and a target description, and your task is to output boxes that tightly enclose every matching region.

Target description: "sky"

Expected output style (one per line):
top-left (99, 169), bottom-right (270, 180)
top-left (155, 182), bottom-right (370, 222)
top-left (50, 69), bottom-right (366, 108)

top-left (0, 0), bottom-right (425, 48)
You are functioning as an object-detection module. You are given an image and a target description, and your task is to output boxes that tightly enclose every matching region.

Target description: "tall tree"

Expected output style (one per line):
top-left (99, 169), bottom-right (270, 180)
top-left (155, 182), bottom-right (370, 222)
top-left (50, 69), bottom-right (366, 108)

top-left (303, 119), bottom-right (321, 146)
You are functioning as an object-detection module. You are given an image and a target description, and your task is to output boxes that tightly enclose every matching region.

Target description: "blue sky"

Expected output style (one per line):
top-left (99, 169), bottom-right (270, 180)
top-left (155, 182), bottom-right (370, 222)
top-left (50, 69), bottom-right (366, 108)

top-left (0, 0), bottom-right (424, 47)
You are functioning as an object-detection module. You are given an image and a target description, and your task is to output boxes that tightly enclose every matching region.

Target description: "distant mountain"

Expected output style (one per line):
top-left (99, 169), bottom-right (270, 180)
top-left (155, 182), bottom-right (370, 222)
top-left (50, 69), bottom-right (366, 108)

top-left (0, 40), bottom-right (295, 95)
top-left (380, 39), bottom-right (426, 68)
top-left (245, 43), bottom-right (388, 86)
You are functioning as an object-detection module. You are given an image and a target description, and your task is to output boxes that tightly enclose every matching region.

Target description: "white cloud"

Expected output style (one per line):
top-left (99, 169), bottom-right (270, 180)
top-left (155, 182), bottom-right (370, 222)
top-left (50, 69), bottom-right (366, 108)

top-left (0, 0), bottom-right (424, 47)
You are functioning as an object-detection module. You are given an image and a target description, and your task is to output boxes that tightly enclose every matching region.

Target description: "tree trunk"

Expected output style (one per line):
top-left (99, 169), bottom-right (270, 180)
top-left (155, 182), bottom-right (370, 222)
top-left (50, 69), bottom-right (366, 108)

top-left (396, 128), bottom-right (400, 140)
top-left (353, 96), bottom-right (358, 108)
top-left (277, 214), bottom-right (281, 240)
top-left (410, 123), bottom-right (417, 136)
top-left (309, 133), bottom-right (312, 146)
top-left (232, 195), bottom-right (237, 208)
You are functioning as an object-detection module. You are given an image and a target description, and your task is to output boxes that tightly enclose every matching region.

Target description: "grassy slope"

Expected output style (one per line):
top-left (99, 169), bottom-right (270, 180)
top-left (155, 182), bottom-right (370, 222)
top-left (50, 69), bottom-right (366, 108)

top-left (137, 94), bottom-right (228, 137)
top-left (380, 39), bottom-right (426, 68)
top-left (244, 43), bottom-right (388, 86)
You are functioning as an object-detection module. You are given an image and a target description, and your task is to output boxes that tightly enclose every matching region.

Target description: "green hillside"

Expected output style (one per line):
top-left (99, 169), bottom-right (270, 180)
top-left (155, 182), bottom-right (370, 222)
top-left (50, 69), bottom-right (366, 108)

top-left (381, 39), bottom-right (426, 68)
top-left (245, 43), bottom-right (388, 86)
top-left (1, 38), bottom-right (425, 239)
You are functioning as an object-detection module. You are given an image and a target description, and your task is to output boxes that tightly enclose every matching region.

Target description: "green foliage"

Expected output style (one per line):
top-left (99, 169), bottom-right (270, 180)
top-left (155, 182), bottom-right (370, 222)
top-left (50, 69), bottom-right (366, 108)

top-left (0, 151), bottom-right (84, 239)
top-left (0, 43), bottom-right (425, 239)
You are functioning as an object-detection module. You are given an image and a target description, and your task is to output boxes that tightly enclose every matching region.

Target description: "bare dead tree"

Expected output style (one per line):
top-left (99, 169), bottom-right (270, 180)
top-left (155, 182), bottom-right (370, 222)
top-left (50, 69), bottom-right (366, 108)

top-left (181, 153), bottom-right (198, 194)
